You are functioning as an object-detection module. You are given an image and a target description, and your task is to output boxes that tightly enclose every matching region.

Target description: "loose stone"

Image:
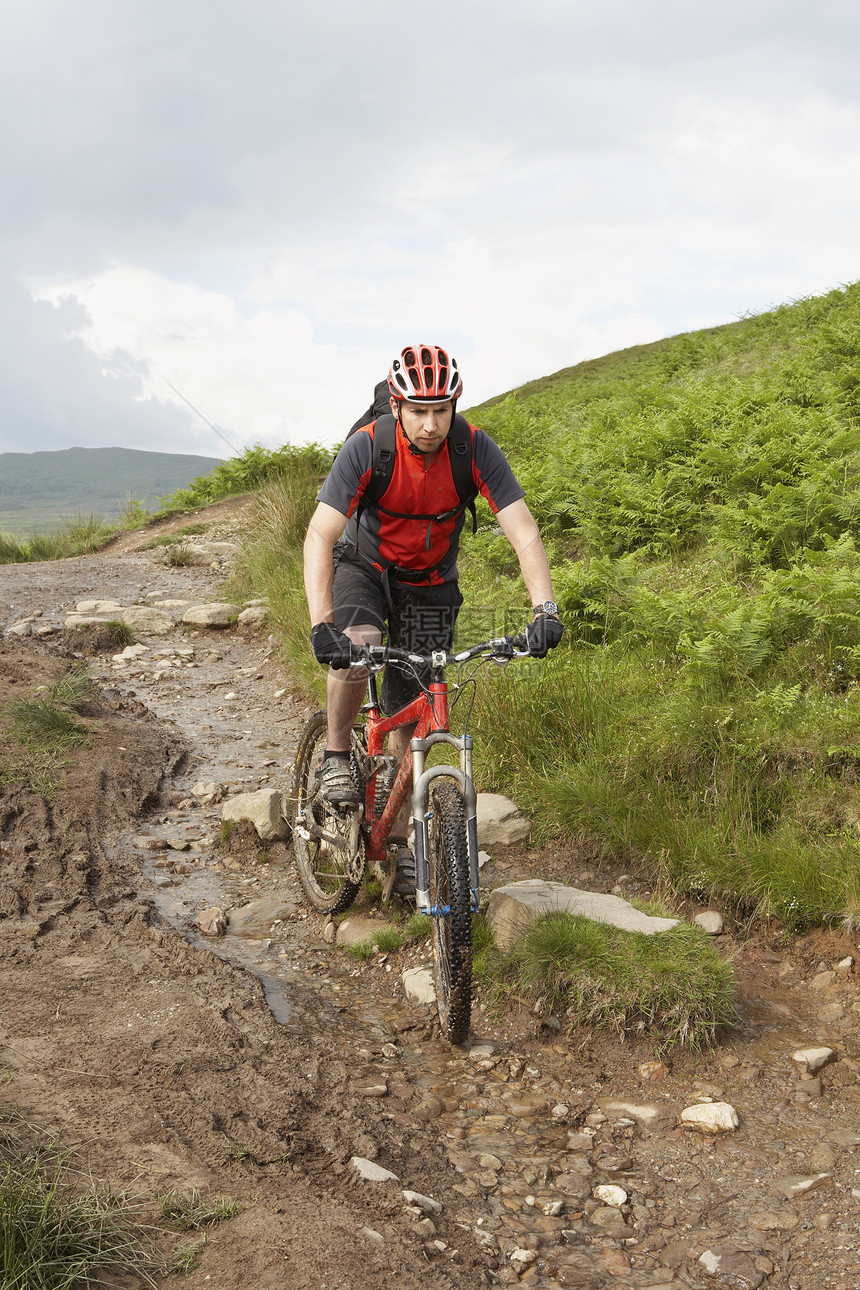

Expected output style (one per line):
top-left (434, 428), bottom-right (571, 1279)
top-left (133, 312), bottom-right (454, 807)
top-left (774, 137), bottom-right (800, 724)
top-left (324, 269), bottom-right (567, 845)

top-left (698, 1246), bottom-right (763, 1289)
top-left (509, 1248), bottom-right (537, 1272)
top-left (748, 1211), bottom-right (800, 1231)
top-left (792, 1046), bottom-right (835, 1074)
top-left (589, 1206), bottom-right (627, 1230)
top-left (359, 1226), bottom-right (384, 1243)
top-left (638, 1060), bottom-right (669, 1081)
top-left (679, 1101), bottom-right (739, 1134)
top-left (402, 1189), bottom-right (442, 1213)
top-left (402, 966), bottom-right (436, 1004)
top-left (196, 907), bottom-right (227, 936)
top-left (593, 1184), bottom-right (627, 1207)
top-left (478, 1152), bottom-right (503, 1170)
top-left (694, 910), bottom-right (724, 935)
top-left (350, 1156), bottom-right (399, 1182)
top-left (772, 1173), bottom-right (831, 1197)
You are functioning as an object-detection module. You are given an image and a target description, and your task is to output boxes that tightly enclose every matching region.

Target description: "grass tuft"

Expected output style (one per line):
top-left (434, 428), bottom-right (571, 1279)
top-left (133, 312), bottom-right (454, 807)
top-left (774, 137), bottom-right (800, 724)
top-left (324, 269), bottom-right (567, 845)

top-left (474, 910), bottom-right (736, 1050)
top-left (156, 1188), bottom-right (244, 1230)
top-left (0, 1107), bottom-right (151, 1289)
top-left (7, 700), bottom-right (88, 750)
top-left (371, 927), bottom-right (404, 953)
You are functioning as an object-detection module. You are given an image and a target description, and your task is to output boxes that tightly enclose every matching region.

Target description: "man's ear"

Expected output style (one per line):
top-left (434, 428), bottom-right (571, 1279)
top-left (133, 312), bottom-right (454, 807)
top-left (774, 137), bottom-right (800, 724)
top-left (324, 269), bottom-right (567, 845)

top-left (389, 397), bottom-right (400, 418)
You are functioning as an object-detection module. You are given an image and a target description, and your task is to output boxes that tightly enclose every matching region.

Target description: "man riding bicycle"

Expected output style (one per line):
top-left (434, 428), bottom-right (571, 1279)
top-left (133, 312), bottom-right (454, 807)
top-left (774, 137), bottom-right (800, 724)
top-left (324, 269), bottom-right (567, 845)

top-left (303, 343), bottom-right (563, 893)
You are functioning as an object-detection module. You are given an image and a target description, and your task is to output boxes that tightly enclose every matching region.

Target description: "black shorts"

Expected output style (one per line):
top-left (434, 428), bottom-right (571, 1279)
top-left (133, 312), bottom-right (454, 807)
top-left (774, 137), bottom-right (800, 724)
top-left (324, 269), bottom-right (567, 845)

top-left (332, 550), bottom-right (463, 712)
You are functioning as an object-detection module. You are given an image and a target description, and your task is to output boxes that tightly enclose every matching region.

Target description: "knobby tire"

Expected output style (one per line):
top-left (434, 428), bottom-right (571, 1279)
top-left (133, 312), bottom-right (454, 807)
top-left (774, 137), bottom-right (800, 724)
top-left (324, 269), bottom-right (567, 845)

top-left (428, 780), bottom-right (472, 1044)
top-left (291, 711), bottom-right (363, 916)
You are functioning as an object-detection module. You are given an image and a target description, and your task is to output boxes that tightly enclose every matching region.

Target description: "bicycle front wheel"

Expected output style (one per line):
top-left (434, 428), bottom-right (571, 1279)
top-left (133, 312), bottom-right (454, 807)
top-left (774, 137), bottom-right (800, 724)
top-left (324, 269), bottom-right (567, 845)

top-left (291, 711), bottom-right (364, 916)
top-left (427, 780), bottom-right (472, 1044)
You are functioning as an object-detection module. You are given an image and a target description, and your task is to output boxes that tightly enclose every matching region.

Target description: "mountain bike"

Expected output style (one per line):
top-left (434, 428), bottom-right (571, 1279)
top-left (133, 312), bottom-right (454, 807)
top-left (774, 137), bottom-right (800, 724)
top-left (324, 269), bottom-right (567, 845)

top-left (291, 633), bottom-right (530, 1043)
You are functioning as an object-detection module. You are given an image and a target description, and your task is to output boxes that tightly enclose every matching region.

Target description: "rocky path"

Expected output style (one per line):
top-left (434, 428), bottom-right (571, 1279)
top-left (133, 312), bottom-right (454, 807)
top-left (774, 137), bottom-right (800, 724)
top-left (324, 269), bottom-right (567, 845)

top-left (2, 506), bottom-right (860, 1289)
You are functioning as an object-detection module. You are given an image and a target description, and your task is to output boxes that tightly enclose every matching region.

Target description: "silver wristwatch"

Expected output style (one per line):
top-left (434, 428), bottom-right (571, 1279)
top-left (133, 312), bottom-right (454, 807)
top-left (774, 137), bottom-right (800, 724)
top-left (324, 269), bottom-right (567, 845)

top-left (532, 600), bottom-right (559, 616)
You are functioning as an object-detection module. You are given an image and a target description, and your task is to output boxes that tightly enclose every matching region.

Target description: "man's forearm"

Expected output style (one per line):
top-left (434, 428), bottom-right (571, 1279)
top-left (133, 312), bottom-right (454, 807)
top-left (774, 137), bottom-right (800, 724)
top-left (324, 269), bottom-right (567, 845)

top-left (496, 499), bottom-right (555, 607)
top-left (303, 515), bottom-right (338, 624)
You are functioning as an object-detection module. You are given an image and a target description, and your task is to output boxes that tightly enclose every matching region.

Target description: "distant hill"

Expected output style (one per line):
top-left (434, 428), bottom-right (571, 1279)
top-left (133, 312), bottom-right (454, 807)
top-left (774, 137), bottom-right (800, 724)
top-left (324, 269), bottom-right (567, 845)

top-left (0, 446), bottom-right (224, 534)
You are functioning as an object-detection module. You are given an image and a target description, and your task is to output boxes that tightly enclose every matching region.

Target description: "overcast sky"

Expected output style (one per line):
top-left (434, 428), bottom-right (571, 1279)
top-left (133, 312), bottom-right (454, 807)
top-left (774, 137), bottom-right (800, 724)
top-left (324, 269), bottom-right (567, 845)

top-left (2, 0), bottom-right (858, 458)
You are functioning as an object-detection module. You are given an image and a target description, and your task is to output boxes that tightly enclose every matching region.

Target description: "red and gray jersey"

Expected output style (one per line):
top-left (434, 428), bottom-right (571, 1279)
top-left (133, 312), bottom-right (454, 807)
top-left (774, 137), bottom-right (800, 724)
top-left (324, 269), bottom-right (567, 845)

top-left (318, 419), bottom-right (524, 584)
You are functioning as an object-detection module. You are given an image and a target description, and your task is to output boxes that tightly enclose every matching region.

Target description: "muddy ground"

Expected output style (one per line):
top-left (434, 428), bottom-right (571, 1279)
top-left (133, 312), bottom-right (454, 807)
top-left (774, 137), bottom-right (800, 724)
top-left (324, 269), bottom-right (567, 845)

top-left (2, 501), bottom-right (860, 1290)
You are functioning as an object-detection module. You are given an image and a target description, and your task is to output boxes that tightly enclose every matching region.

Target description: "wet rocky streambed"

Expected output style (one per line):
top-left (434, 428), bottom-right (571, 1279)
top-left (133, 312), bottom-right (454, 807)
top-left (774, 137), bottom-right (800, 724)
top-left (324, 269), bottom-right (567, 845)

top-left (4, 531), bottom-right (860, 1289)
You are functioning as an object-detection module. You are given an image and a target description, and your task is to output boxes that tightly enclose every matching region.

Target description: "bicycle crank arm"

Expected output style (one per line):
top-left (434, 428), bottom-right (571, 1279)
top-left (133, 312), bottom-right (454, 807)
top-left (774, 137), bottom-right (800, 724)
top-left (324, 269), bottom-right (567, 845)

top-left (294, 821), bottom-right (356, 850)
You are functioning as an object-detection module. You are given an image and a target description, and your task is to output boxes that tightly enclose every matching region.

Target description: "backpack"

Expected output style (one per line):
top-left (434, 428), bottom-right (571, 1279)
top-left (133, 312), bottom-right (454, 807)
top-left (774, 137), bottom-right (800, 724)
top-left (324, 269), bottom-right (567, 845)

top-left (346, 384), bottom-right (478, 536)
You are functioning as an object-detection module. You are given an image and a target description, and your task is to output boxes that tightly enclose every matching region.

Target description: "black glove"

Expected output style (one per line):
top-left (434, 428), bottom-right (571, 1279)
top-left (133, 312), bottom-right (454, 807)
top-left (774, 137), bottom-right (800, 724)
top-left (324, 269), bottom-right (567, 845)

top-left (526, 613), bottom-right (564, 658)
top-left (310, 622), bottom-right (353, 669)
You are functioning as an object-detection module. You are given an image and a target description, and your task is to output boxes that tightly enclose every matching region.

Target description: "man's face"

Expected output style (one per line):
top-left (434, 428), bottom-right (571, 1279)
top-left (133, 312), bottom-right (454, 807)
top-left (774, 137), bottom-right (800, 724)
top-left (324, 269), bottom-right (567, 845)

top-left (392, 397), bottom-right (454, 455)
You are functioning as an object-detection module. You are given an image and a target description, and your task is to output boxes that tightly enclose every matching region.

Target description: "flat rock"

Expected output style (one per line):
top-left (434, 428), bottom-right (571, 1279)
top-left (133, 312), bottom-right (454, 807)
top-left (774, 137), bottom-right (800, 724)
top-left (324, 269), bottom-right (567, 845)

top-left (8, 621), bottom-right (33, 636)
top-left (599, 1098), bottom-right (677, 1137)
top-left (476, 792), bottom-right (531, 846)
top-left (226, 897), bottom-right (294, 935)
top-left (121, 605), bottom-right (174, 635)
top-left (134, 835), bottom-right (168, 851)
top-left (64, 613), bottom-right (114, 628)
top-left (350, 1156), bottom-right (399, 1183)
top-left (196, 907), bottom-right (227, 936)
top-left (402, 966), bottom-right (436, 1005)
top-left (76, 599), bottom-right (124, 613)
top-left (221, 788), bottom-right (288, 840)
top-left (182, 602), bottom-right (242, 627)
top-left (680, 1101), bottom-right (740, 1134)
top-left (178, 540), bottom-right (239, 566)
top-left (487, 880), bottom-right (679, 951)
top-left (191, 780), bottom-right (224, 804)
top-left (792, 1046), bottom-right (835, 1074)
top-left (772, 1173), bottom-right (831, 1198)
top-left (114, 644), bottom-right (150, 660)
top-left (748, 1210), bottom-right (800, 1232)
top-left (698, 1246), bottom-right (763, 1289)
top-left (589, 1206), bottom-right (627, 1230)
top-left (336, 916), bottom-right (384, 947)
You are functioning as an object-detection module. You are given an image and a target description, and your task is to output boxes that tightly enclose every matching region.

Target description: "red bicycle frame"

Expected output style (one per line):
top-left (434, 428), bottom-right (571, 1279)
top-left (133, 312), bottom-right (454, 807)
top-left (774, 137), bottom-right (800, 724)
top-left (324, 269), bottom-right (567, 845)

top-left (361, 675), bottom-right (449, 869)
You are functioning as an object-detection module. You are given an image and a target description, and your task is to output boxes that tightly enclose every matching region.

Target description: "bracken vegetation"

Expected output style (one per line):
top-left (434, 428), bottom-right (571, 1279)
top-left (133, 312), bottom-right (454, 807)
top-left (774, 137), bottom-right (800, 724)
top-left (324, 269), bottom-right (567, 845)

top-left (235, 280), bottom-right (860, 933)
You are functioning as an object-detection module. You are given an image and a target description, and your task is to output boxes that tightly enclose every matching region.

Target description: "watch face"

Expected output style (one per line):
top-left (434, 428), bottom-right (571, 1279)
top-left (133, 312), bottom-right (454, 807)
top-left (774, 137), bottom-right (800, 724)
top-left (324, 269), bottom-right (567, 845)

top-left (535, 601), bottom-right (559, 615)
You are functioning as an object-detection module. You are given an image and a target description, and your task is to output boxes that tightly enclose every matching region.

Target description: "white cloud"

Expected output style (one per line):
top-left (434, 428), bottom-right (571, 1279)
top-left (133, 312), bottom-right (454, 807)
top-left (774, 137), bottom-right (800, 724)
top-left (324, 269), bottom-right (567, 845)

top-left (6, 1), bottom-right (860, 453)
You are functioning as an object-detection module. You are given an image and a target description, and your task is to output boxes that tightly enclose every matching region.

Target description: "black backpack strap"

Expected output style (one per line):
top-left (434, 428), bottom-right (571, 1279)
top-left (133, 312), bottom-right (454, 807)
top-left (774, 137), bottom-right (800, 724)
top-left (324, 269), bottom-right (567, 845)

top-left (448, 414), bottom-right (478, 534)
top-left (364, 413), bottom-right (397, 504)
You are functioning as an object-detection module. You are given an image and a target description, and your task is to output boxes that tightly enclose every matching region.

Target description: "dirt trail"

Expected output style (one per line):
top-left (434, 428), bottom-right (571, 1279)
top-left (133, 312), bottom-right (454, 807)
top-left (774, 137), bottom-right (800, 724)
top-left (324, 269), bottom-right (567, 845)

top-left (3, 501), bottom-right (860, 1290)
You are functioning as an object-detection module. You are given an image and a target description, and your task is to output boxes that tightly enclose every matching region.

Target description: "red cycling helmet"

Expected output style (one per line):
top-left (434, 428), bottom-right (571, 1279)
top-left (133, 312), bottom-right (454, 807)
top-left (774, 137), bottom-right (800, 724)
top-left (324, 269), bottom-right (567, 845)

top-left (388, 344), bottom-right (463, 403)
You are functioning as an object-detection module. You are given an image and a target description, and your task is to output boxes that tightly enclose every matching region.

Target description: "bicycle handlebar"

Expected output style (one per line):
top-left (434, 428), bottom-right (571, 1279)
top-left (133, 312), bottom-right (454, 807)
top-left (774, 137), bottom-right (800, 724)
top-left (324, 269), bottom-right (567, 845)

top-left (349, 633), bottom-right (531, 671)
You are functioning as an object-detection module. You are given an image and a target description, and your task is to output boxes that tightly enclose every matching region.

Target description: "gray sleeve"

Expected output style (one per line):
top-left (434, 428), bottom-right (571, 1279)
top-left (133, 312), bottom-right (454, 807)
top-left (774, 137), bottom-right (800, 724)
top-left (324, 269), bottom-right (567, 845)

top-left (317, 429), bottom-right (374, 518)
top-left (472, 427), bottom-right (526, 514)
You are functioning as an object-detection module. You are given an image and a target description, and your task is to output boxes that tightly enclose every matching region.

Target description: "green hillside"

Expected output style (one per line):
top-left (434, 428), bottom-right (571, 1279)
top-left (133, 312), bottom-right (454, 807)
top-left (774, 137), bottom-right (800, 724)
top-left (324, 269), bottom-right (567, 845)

top-left (0, 446), bottom-right (224, 535)
top-left (455, 282), bottom-right (860, 928)
top-left (191, 279), bottom-right (860, 931)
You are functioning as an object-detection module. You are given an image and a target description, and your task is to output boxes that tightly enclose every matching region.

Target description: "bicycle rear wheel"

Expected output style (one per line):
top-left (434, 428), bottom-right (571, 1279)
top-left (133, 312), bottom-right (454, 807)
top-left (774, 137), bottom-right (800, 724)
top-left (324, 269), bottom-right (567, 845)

top-left (291, 711), bottom-right (364, 915)
top-left (427, 780), bottom-right (472, 1044)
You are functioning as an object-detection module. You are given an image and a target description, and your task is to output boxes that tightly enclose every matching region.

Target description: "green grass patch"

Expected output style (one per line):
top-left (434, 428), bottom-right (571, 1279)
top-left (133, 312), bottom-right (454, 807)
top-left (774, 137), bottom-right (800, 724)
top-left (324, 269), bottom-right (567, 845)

top-left (0, 1106), bottom-right (151, 1289)
top-left (7, 701), bottom-right (88, 750)
top-left (474, 911), bottom-right (735, 1050)
top-left (371, 926), bottom-right (404, 953)
top-left (156, 1188), bottom-right (244, 1230)
top-left (404, 913), bottom-right (432, 940)
top-left (346, 940), bottom-right (374, 961)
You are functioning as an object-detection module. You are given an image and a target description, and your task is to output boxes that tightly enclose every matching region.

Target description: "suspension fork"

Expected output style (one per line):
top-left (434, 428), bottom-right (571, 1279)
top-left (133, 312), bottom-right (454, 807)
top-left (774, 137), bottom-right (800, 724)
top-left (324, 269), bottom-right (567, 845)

top-left (411, 731), bottom-right (480, 915)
